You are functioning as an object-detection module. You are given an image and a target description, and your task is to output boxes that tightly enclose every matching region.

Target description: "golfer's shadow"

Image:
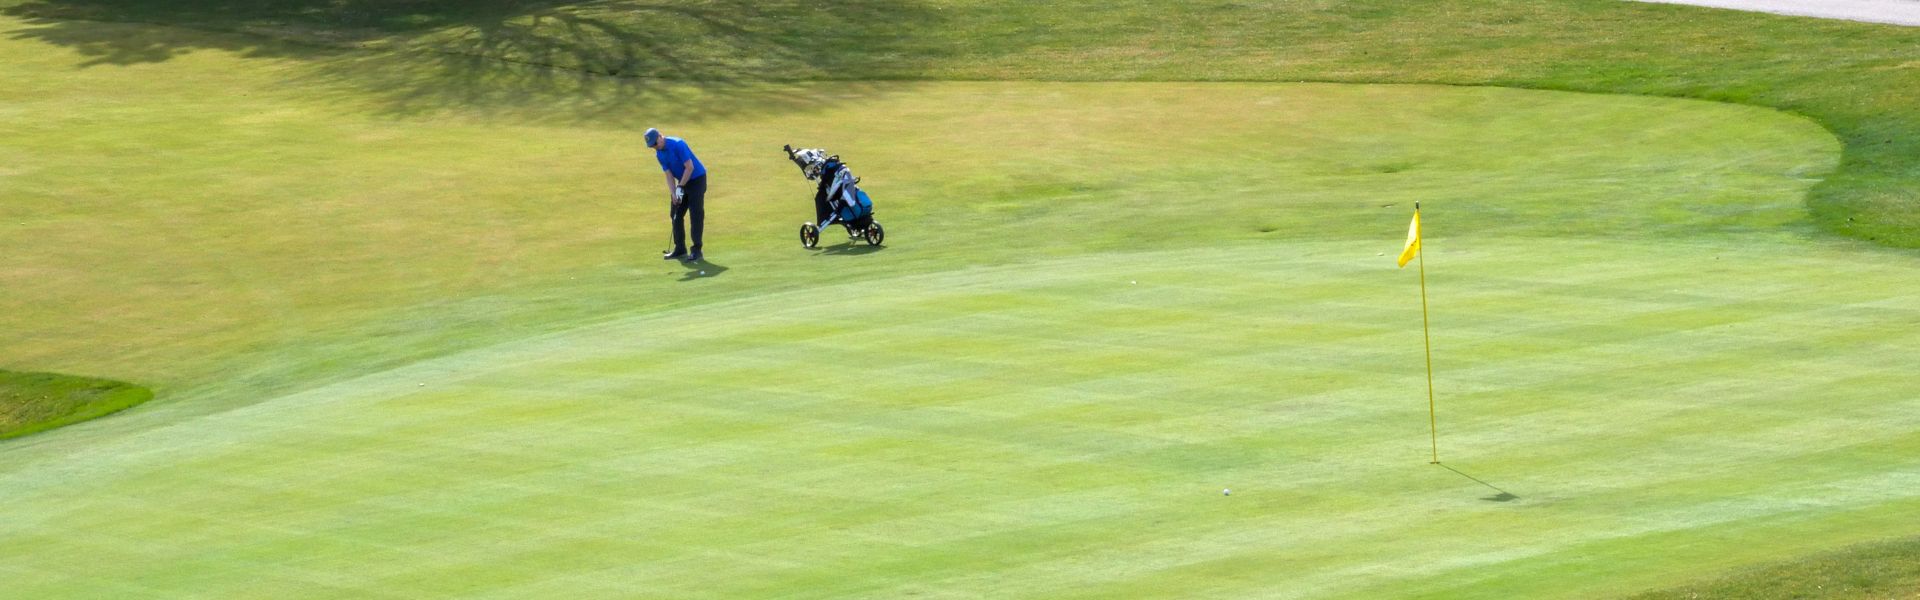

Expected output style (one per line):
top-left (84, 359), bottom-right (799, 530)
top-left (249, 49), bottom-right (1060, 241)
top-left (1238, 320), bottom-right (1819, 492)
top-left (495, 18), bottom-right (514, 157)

top-left (1437, 463), bottom-right (1520, 502)
top-left (677, 259), bottom-right (728, 281)
top-left (815, 242), bottom-right (885, 256)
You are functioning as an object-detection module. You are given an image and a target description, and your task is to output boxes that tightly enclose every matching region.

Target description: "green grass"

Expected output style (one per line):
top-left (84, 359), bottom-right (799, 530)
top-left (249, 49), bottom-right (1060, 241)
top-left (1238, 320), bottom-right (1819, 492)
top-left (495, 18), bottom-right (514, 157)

top-left (1631, 536), bottom-right (1920, 599)
top-left (13, 239), bottom-right (1920, 598)
top-left (0, 370), bottom-right (151, 439)
top-left (2, 1), bottom-right (1915, 247)
top-left (2, 2), bottom-right (1920, 598)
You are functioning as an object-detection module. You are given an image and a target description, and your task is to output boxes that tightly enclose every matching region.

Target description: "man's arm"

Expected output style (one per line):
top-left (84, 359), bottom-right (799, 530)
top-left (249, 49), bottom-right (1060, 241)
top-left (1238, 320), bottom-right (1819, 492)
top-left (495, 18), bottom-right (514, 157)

top-left (680, 159), bottom-right (696, 186)
top-left (663, 171), bottom-right (679, 204)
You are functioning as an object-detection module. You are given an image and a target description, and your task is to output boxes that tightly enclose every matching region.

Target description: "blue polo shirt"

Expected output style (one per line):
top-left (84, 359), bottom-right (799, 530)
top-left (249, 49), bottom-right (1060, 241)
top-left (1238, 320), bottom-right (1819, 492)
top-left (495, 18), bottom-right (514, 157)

top-left (654, 137), bottom-right (707, 182)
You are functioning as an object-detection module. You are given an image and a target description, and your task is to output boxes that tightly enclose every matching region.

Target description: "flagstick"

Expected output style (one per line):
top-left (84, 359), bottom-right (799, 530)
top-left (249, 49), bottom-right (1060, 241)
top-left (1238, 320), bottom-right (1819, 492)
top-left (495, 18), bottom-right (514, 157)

top-left (1415, 203), bottom-right (1439, 465)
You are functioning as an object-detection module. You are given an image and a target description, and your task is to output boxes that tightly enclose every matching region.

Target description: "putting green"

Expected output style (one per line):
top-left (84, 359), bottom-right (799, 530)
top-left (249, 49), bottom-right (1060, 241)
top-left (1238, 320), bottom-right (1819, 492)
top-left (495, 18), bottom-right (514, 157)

top-left (6, 240), bottom-right (1920, 598)
top-left (3, 14), bottom-right (1915, 599)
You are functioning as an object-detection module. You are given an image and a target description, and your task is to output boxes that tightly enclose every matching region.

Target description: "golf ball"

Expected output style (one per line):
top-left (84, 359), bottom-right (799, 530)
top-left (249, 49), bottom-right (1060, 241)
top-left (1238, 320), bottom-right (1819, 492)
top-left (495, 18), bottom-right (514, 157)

top-left (1223, 488), bottom-right (1231, 496)
top-left (700, 270), bottom-right (706, 275)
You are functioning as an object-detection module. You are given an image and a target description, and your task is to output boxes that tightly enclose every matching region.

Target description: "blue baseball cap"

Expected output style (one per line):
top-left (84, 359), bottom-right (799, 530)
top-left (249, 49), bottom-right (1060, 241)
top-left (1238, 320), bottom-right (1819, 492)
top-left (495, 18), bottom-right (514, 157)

top-left (644, 128), bottom-right (662, 147)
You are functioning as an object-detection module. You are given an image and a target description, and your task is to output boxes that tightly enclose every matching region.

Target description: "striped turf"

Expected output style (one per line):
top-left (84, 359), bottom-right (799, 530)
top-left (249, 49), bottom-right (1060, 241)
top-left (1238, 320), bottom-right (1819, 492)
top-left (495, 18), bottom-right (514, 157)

top-left (3, 14), bottom-right (1915, 599)
top-left (4, 239), bottom-right (1918, 598)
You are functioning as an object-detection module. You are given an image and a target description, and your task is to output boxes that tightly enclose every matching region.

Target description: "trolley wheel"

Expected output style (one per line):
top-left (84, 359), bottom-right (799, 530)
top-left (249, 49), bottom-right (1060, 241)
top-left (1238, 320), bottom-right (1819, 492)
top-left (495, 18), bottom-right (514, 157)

top-left (800, 223), bottom-right (820, 248)
top-left (864, 221), bottom-right (885, 246)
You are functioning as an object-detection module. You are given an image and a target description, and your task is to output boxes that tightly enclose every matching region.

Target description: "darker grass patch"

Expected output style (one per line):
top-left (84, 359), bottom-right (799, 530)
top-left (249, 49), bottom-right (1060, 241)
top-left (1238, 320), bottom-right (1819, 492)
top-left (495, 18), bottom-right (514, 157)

top-left (1628, 535), bottom-right (1920, 599)
top-left (0, 369), bottom-right (153, 439)
top-left (4, 1), bottom-right (1913, 247)
top-left (0, 0), bottom-right (950, 121)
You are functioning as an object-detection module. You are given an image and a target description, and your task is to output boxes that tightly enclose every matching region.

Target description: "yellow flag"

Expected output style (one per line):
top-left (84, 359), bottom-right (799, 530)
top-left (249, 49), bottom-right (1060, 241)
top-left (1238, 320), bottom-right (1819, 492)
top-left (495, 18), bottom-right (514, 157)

top-left (1397, 210), bottom-right (1421, 268)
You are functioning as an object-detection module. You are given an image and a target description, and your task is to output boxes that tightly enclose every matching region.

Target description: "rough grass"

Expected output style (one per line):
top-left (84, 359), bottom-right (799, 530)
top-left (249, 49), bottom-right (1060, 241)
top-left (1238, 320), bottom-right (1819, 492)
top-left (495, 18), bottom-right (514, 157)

top-left (0, 370), bottom-right (152, 439)
top-left (1, 0), bottom-right (1916, 247)
top-left (1631, 536), bottom-right (1920, 600)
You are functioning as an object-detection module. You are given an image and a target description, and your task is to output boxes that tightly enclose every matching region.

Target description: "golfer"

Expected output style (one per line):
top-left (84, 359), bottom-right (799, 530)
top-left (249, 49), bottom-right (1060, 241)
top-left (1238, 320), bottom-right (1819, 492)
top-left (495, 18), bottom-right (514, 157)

top-left (648, 128), bottom-right (708, 262)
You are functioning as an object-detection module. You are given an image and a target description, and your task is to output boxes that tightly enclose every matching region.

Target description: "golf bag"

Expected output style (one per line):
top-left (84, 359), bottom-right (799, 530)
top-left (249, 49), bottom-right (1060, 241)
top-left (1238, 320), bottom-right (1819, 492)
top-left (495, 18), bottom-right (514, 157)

top-left (784, 145), bottom-right (884, 247)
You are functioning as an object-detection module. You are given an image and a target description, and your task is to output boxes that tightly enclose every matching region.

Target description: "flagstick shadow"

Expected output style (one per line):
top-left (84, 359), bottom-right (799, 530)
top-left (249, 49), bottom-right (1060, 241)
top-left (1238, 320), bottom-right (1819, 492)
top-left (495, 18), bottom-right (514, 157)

top-left (1436, 463), bottom-right (1519, 502)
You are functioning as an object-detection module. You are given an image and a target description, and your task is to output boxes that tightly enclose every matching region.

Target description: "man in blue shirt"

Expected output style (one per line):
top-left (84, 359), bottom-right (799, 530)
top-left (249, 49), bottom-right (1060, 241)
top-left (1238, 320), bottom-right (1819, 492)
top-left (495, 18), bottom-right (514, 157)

top-left (647, 128), bottom-right (708, 261)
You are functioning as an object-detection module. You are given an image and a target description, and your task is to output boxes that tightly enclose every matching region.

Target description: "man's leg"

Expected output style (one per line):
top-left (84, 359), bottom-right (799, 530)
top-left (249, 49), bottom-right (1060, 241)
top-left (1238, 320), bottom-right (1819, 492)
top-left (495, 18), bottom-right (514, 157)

top-left (668, 199), bottom-right (688, 256)
top-left (684, 176), bottom-right (708, 255)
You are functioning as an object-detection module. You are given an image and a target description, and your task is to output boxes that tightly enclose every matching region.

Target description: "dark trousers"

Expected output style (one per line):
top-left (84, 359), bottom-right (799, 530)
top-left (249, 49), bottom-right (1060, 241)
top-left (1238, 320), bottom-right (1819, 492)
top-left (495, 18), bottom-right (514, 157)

top-left (670, 175), bottom-right (707, 252)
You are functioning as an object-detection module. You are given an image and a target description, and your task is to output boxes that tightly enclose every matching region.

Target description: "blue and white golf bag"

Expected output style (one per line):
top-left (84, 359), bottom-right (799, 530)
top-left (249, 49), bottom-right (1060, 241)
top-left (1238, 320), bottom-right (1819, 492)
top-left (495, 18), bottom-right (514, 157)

top-left (823, 161), bottom-right (874, 226)
top-left (784, 144), bottom-right (886, 248)
top-left (786, 146), bottom-right (875, 230)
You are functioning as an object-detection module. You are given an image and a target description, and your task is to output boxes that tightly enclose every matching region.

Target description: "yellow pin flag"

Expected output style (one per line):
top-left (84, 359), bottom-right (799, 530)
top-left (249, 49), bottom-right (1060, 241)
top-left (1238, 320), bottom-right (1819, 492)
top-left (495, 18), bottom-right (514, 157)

top-left (1400, 202), bottom-right (1439, 464)
top-left (1397, 209), bottom-right (1421, 268)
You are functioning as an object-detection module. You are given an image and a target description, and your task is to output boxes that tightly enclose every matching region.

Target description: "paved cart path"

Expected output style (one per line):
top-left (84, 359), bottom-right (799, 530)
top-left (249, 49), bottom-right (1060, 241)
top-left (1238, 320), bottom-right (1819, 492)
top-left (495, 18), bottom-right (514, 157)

top-left (1631, 0), bottom-right (1920, 26)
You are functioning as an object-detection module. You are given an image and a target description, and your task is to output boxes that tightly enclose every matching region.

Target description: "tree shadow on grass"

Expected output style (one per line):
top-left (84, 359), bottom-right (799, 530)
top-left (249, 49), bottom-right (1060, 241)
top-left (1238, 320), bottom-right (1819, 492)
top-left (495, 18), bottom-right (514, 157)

top-left (2, 0), bottom-right (947, 123)
top-left (2, 1), bottom-right (584, 66)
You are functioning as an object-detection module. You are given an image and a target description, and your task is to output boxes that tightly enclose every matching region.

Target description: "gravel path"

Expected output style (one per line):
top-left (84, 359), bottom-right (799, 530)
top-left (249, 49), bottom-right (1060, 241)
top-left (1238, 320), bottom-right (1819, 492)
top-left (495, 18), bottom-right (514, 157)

top-left (1629, 0), bottom-right (1920, 26)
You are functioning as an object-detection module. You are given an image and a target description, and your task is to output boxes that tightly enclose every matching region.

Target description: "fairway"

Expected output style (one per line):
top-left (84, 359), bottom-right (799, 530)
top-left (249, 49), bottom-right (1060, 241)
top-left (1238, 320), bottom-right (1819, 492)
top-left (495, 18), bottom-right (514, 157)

top-left (4, 9), bottom-right (1919, 599)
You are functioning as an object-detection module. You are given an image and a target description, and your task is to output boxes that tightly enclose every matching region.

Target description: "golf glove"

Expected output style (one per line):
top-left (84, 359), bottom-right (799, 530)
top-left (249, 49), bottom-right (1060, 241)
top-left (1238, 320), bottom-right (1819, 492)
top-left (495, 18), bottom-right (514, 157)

top-left (673, 186), bottom-right (685, 203)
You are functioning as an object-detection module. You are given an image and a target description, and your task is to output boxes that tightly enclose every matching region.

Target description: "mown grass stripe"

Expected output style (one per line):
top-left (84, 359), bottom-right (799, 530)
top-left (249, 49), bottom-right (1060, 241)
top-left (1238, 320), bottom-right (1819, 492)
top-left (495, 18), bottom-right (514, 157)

top-left (0, 23), bottom-right (1905, 592)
